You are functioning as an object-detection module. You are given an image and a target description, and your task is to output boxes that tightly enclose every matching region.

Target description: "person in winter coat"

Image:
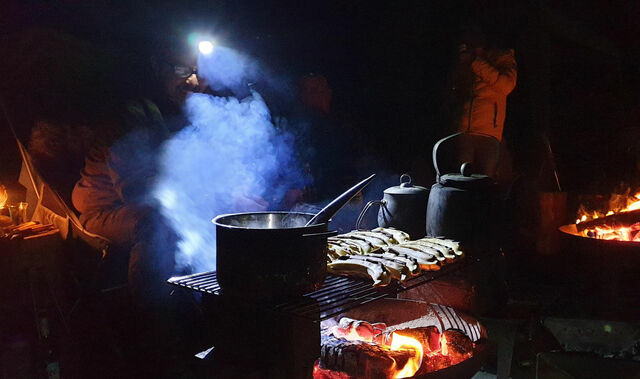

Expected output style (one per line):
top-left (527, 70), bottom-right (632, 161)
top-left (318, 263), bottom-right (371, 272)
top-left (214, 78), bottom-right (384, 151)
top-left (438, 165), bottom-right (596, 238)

top-left (452, 32), bottom-right (517, 179)
top-left (71, 98), bottom-right (176, 305)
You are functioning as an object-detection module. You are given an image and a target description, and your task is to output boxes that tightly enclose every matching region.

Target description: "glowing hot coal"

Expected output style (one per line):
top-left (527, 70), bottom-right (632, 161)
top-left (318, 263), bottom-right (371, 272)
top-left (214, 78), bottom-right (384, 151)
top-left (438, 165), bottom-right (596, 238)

top-left (0, 185), bottom-right (7, 209)
top-left (330, 318), bottom-right (387, 344)
top-left (317, 318), bottom-right (474, 378)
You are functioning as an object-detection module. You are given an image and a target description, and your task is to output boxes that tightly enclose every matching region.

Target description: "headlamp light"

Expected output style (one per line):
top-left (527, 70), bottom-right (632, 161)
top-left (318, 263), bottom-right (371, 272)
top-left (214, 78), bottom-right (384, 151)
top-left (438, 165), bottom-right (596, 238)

top-left (198, 40), bottom-right (214, 55)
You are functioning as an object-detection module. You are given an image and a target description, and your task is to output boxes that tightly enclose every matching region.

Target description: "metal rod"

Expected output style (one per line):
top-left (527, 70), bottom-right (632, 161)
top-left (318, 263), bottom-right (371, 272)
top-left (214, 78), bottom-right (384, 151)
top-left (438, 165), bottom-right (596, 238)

top-left (542, 133), bottom-right (562, 192)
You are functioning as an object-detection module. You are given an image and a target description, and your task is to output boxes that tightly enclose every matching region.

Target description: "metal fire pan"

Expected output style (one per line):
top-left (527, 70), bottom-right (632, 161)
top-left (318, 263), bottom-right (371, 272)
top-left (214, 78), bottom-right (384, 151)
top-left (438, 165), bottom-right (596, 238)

top-left (558, 224), bottom-right (640, 315)
top-left (558, 224), bottom-right (640, 270)
top-left (559, 224), bottom-right (640, 249)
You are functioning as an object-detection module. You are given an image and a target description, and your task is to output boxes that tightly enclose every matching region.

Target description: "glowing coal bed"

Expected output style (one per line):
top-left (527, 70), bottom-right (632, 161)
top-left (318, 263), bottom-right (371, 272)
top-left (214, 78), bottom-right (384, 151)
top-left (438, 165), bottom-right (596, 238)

top-left (313, 301), bottom-right (486, 379)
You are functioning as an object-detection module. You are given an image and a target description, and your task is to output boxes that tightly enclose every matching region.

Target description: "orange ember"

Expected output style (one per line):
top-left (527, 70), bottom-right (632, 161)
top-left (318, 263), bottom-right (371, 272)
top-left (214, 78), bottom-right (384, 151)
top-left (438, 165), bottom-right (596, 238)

top-left (0, 185), bottom-right (7, 209)
top-left (314, 362), bottom-right (351, 379)
top-left (576, 192), bottom-right (640, 241)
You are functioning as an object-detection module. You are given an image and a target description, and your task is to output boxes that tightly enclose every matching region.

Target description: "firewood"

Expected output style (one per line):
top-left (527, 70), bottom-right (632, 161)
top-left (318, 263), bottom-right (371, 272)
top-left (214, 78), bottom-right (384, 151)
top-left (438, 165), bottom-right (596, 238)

top-left (441, 330), bottom-right (474, 360)
top-left (388, 326), bottom-right (441, 353)
top-left (319, 334), bottom-right (415, 379)
top-left (576, 209), bottom-right (640, 232)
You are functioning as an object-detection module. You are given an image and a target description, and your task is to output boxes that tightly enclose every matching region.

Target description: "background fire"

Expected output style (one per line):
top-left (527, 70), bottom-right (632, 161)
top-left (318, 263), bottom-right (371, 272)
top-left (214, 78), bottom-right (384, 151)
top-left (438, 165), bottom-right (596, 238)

top-left (575, 191), bottom-right (640, 241)
top-left (0, 185), bottom-right (7, 209)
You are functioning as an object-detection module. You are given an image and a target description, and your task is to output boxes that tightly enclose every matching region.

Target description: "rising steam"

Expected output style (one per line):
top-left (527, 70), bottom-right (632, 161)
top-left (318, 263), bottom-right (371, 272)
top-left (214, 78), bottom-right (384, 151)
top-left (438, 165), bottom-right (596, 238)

top-left (154, 46), bottom-right (307, 273)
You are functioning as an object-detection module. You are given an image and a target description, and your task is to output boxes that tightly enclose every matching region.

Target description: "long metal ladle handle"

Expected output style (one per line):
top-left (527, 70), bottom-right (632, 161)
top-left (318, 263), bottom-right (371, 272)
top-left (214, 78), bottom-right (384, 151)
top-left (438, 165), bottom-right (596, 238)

top-left (305, 173), bottom-right (377, 226)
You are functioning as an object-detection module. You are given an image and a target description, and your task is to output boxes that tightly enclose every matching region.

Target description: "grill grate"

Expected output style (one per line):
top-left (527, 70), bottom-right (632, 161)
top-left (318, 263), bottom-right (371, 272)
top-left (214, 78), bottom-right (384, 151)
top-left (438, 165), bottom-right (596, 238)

top-left (168, 261), bottom-right (465, 320)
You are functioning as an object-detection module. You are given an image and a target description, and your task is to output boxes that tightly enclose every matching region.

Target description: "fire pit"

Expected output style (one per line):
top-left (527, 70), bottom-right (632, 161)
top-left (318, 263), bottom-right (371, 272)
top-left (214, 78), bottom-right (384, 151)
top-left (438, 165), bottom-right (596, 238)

top-left (169, 259), bottom-right (474, 378)
top-left (168, 226), bottom-right (475, 378)
top-left (558, 223), bottom-right (640, 317)
top-left (572, 191), bottom-right (640, 241)
top-left (314, 299), bottom-right (487, 379)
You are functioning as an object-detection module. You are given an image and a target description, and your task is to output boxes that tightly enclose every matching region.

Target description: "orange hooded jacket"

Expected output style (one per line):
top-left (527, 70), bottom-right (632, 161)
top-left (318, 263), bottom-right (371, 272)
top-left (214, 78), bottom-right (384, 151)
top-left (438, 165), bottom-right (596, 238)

top-left (457, 48), bottom-right (517, 141)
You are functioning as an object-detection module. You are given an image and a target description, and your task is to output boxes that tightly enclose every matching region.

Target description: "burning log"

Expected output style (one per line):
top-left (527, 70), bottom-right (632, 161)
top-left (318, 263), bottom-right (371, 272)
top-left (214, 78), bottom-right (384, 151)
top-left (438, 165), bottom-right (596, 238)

top-left (319, 334), bottom-right (416, 379)
top-left (318, 316), bottom-right (476, 378)
top-left (576, 209), bottom-right (640, 233)
top-left (440, 330), bottom-right (474, 359)
top-left (385, 326), bottom-right (441, 352)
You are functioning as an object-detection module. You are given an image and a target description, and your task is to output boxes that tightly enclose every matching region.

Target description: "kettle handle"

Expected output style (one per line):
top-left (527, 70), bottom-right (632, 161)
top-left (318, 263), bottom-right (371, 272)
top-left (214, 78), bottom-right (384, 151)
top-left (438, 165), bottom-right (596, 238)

top-left (356, 199), bottom-right (386, 231)
top-left (432, 132), bottom-right (500, 182)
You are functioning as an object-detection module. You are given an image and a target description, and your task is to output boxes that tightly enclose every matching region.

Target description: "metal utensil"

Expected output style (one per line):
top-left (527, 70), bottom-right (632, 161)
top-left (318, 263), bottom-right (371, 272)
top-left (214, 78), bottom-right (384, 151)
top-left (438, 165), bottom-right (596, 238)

top-left (305, 174), bottom-right (376, 226)
top-left (542, 132), bottom-right (562, 192)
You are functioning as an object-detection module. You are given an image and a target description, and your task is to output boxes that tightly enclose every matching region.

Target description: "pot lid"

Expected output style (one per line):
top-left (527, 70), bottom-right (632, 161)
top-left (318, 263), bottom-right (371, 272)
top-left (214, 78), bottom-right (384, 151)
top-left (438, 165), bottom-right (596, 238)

top-left (439, 162), bottom-right (493, 190)
top-left (384, 174), bottom-right (428, 195)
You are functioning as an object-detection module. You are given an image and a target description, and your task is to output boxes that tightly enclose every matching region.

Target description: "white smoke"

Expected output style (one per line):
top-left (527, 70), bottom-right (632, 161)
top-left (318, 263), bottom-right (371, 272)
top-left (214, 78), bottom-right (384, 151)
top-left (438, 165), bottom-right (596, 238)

top-left (197, 45), bottom-right (259, 96)
top-left (153, 46), bottom-right (307, 273)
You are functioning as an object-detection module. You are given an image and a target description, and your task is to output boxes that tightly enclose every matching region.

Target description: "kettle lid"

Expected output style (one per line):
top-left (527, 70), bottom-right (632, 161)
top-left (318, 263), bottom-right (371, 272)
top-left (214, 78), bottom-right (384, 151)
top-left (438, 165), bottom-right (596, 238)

top-left (439, 162), bottom-right (493, 189)
top-left (384, 174), bottom-right (428, 195)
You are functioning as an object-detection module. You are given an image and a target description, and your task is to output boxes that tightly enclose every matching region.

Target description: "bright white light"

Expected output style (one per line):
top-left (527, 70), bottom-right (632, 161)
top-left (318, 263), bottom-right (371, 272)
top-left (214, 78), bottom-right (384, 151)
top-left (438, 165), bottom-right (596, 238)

top-left (198, 41), bottom-right (214, 55)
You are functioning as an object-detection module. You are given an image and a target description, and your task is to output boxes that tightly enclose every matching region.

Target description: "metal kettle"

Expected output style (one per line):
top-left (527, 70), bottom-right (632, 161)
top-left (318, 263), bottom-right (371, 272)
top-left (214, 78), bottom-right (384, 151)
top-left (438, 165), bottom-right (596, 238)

top-left (426, 132), bottom-right (499, 246)
top-left (357, 174), bottom-right (429, 239)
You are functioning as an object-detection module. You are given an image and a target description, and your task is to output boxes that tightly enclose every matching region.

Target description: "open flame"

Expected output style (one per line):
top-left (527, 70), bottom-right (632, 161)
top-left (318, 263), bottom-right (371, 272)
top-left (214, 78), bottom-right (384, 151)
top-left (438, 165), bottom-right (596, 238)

top-left (388, 332), bottom-right (423, 378)
top-left (575, 192), bottom-right (640, 241)
top-left (440, 334), bottom-right (448, 356)
top-left (0, 185), bottom-right (7, 209)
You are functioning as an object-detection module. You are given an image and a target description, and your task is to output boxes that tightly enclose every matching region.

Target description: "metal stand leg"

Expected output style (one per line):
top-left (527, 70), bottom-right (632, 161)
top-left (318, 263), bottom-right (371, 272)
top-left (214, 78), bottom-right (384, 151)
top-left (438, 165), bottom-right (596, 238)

top-left (478, 317), bottom-right (520, 379)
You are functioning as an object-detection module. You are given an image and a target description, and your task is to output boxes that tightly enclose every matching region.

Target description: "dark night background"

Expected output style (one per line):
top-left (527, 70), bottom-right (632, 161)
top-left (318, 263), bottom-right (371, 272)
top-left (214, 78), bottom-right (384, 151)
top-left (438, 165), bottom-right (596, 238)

top-left (2, 0), bottom-right (640, 205)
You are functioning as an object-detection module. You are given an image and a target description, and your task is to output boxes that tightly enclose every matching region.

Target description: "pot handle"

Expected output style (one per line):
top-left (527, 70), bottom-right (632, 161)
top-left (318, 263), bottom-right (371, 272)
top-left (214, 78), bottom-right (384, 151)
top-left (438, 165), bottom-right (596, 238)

top-left (302, 230), bottom-right (339, 239)
top-left (433, 132), bottom-right (463, 183)
top-left (356, 199), bottom-right (386, 231)
top-left (433, 132), bottom-right (500, 182)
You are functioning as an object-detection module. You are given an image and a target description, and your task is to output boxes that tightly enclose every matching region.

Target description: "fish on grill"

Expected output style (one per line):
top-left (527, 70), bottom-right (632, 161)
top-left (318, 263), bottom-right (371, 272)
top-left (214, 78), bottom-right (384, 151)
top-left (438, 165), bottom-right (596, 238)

top-left (346, 254), bottom-right (414, 281)
top-left (326, 228), bottom-right (462, 287)
top-left (328, 236), bottom-right (374, 254)
top-left (327, 256), bottom-right (392, 287)
top-left (382, 246), bottom-right (440, 270)
top-left (372, 227), bottom-right (411, 244)
top-left (374, 252), bottom-right (420, 275)
top-left (404, 240), bottom-right (455, 260)
top-left (328, 228), bottom-right (410, 254)
top-left (422, 237), bottom-right (463, 256)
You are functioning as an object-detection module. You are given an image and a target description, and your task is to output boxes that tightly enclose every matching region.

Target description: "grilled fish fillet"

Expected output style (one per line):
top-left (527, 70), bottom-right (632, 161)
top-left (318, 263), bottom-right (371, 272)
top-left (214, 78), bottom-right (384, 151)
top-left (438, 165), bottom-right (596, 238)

top-left (327, 257), bottom-right (392, 287)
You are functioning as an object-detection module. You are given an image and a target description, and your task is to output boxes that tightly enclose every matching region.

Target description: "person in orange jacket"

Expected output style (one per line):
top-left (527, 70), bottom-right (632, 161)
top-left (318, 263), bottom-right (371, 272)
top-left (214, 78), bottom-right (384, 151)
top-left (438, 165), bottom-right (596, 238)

top-left (452, 30), bottom-right (517, 179)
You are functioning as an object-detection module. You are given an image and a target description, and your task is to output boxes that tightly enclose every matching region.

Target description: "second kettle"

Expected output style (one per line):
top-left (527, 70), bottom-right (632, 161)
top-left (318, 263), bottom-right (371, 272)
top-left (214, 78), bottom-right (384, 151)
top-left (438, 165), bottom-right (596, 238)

top-left (356, 174), bottom-right (429, 239)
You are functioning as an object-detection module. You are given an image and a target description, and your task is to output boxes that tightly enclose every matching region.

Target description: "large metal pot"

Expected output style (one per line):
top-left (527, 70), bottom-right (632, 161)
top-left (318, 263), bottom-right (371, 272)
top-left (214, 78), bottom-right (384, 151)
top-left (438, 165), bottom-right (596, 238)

top-left (213, 212), bottom-right (336, 301)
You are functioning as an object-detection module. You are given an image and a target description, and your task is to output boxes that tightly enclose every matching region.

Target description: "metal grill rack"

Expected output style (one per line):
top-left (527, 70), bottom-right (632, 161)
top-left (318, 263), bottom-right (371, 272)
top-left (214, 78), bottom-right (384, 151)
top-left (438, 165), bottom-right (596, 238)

top-left (168, 260), bottom-right (465, 320)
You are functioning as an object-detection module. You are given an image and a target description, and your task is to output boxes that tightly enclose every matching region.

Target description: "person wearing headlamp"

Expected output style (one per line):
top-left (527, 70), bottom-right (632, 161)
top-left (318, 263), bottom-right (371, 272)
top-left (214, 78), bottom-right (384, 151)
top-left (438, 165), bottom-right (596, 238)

top-left (69, 32), bottom-right (212, 364)
top-left (145, 37), bottom-right (211, 131)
